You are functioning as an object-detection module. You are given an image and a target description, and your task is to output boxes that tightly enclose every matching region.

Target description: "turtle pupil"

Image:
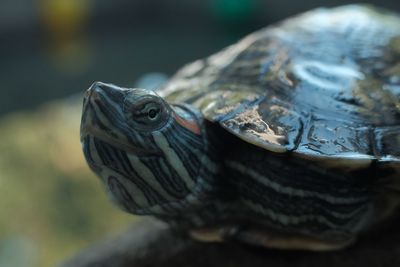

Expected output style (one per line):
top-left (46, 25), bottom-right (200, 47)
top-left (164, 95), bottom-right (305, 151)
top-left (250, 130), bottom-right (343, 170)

top-left (148, 108), bottom-right (159, 119)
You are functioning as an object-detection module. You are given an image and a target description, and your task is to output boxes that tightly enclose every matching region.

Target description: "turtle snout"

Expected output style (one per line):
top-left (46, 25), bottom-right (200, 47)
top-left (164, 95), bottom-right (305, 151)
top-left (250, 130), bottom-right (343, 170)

top-left (81, 82), bottom-right (129, 142)
top-left (81, 82), bottom-right (111, 138)
top-left (85, 81), bottom-right (110, 100)
top-left (85, 81), bottom-right (127, 104)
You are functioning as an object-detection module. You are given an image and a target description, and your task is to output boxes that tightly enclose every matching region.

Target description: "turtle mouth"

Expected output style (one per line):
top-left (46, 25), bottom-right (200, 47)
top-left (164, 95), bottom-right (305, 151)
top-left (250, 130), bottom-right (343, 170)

top-left (81, 123), bottom-right (161, 157)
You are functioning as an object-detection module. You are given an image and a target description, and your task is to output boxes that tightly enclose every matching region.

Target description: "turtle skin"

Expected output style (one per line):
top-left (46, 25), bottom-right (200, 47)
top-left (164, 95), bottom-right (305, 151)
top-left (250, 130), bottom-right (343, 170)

top-left (157, 5), bottom-right (400, 250)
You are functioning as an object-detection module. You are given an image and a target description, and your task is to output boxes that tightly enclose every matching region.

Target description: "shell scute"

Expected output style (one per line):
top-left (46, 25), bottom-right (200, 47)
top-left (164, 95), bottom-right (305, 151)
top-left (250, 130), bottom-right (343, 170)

top-left (219, 97), bottom-right (302, 153)
top-left (375, 126), bottom-right (400, 161)
top-left (295, 116), bottom-right (373, 164)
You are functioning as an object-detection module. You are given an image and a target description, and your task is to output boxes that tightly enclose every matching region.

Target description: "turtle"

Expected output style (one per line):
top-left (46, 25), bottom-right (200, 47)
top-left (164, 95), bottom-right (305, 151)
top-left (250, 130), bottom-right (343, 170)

top-left (80, 5), bottom-right (400, 251)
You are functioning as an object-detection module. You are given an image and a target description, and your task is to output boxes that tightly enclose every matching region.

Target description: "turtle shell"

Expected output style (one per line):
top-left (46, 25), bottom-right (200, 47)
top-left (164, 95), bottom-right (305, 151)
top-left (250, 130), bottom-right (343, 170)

top-left (159, 5), bottom-right (400, 170)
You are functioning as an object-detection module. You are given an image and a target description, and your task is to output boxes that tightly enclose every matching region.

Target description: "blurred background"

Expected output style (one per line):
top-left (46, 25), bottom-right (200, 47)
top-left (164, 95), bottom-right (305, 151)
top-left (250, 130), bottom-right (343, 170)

top-left (0, 1), bottom-right (399, 266)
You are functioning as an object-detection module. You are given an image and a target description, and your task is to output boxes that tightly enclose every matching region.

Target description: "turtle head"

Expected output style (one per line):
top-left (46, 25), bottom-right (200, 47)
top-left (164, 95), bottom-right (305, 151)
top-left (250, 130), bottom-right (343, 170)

top-left (80, 82), bottom-right (219, 215)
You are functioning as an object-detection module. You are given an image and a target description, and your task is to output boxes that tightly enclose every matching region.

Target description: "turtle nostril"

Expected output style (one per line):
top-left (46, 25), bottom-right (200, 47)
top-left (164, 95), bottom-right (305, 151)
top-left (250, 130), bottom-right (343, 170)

top-left (86, 82), bottom-right (107, 100)
top-left (90, 81), bottom-right (106, 90)
top-left (92, 83), bottom-right (104, 95)
top-left (88, 82), bottom-right (127, 104)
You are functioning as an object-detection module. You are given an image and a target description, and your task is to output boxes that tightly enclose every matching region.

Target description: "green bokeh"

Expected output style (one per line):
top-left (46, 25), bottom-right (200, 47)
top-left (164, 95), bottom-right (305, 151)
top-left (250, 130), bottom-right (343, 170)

top-left (209, 0), bottom-right (256, 24)
top-left (0, 98), bottom-right (132, 267)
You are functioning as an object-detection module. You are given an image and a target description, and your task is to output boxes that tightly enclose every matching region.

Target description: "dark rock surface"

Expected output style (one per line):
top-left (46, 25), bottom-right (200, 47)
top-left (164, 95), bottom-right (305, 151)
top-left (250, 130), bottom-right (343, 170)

top-left (61, 216), bottom-right (400, 267)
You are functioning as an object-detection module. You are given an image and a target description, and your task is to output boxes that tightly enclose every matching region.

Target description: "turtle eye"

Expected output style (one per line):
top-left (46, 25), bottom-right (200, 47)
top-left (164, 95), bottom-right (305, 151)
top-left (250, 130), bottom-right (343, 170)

top-left (127, 97), bottom-right (170, 131)
top-left (146, 105), bottom-right (161, 121)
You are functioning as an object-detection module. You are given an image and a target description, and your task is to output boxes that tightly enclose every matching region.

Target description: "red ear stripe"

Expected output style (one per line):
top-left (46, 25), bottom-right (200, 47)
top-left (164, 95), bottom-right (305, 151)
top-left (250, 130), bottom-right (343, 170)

top-left (174, 114), bottom-right (201, 135)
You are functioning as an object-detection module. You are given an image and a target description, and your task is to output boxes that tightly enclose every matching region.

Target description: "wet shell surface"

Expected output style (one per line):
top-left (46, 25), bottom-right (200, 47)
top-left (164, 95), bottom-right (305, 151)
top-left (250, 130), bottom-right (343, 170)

top-left (160, 5), bottom-right (400, 170)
